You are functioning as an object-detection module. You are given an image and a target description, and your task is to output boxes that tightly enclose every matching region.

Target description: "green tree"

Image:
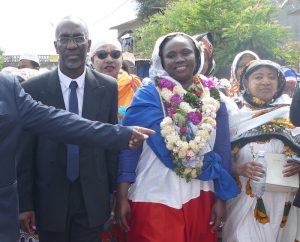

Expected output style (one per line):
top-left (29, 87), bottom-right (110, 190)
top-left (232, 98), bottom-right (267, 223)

top-left (274, 41), bottom-right (300, 69)
top-left (135, 0), bottom-right (171, 20)
top-left (134, 0), bottom-right (293, 77)
top-left (0, 48), bottom-right (4, 70)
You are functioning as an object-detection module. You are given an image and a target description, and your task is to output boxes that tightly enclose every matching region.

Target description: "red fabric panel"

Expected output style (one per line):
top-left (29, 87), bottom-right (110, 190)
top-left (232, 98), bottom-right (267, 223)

top-left (127, 191), bottom-right (217, 242)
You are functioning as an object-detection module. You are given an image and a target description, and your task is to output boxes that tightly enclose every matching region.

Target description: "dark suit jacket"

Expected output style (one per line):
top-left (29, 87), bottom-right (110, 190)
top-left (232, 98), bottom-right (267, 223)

top-left (290, 82), bottom-right (300, 207)
top-left (0, 73), bottom-right (131, 242)
top-left (17, 68), bottom-right (122, 231)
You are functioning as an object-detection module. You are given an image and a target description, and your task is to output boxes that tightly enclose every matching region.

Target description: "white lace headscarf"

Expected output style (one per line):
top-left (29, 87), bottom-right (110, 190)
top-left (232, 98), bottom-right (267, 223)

top-left (231, 50), bottom-right (259, 83)
top-left (149, 32), bottom-right (202, 87)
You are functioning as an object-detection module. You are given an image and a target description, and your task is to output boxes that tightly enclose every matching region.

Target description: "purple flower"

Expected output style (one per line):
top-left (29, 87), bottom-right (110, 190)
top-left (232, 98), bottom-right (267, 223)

top-left (187, 111), bottom-right (202, 125)
top-left (195, 89), bottom-right (202, 97)
top-left (201, 77), bottom-right (216, 88)
top-left (170, 94), bottom-right (183, 104)
top-left (158, 78), bottom-right (176, 90)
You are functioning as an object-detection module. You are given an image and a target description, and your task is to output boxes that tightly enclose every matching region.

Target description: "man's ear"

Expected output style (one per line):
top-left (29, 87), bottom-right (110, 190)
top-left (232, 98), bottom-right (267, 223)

top-left (54, 41), bottom-right (59, 54)
top-left (87, 40), bottom-right (92, 53)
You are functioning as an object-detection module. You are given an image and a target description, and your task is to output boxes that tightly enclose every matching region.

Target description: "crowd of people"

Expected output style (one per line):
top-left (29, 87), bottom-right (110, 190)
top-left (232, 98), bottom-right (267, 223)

top-left (1, 15), bottom-right (300, 242)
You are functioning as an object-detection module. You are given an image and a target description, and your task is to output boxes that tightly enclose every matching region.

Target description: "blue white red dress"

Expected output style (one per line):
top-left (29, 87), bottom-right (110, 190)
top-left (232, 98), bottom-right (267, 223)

top-left (118, 82), bottom-right (239, 242)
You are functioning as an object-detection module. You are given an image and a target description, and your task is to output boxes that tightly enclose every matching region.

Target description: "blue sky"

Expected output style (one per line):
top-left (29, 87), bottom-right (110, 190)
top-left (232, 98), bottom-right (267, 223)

top-left (0, 0), bottom-right (137, 54)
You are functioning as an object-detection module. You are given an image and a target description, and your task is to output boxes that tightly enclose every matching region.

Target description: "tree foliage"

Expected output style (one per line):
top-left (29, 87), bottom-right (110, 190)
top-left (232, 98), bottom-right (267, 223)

top-left (134, 0), bottom-right (294, 77)
top-left (135, 0), bottom-right (171, 20)
top-left (274, 41), bottom-right (300, 69)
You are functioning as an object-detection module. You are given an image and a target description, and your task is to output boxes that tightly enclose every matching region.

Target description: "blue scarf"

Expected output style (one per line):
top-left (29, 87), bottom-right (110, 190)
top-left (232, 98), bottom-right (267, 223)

top-left (123, 82), bottom-right (239, 200)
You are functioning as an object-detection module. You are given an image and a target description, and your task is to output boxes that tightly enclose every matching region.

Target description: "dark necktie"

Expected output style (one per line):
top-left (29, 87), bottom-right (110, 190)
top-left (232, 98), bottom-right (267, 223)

top-left (66, 81), bottom-right (80, 182)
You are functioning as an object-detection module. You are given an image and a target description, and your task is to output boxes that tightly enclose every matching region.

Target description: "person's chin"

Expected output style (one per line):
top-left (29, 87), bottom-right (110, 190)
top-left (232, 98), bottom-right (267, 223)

top-left (103, 70), bottom-right (116, 78)
top-left (65, 60), bottom-right (83, 70)
top-left (258, 96), bottom-right (272, 102)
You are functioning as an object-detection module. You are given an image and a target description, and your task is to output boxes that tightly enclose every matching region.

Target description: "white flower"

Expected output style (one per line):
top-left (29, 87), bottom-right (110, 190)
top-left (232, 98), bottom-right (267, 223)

top-left (202, 117), bottom-right (217, 128)
top-left (176, 140), bottom-right (184, 147)
top-left (166, 134), bottom-right (179, 144)
top-left (196, 130), bottom-right (210, 140)
top-left (156, 76), bottom-right (220, 182)
top-left (183, 168), bottom-right (193, 175)
top-left (173, 146), bottom-right (179, 153)
top-left (179, 102), bottom-right (192, 113)
top-left (178, 149), bottom-right (187, 159)
top-left (166, 142), bottom-right (174, 150)
top-left (161, 125), bottom-right (174, 137)
top-left (198, 142), bottom-right (206, 149)
top-left (202, 104), bottom-right (217, 113)
top-left (173, 86), bottom-right (186, 96)
top-left (161, 88), bottom-right (173, 102)
top-left (200, 123), bottom-right (214, 132)
top-left (202, 97), bottom-right (215, 105)
top-left (189, 140), bottom-right (200, 153)
top-left (160, 117), bottom-right (173, 128)
top-left (181, 141), bottom-right (189, 150)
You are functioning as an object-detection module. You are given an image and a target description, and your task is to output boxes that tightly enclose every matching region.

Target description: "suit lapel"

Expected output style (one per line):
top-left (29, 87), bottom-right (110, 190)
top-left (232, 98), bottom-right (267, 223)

top-left (44, 68), bottom-right (66, 110)
top-left (82, 69), bottom-right (105, 120)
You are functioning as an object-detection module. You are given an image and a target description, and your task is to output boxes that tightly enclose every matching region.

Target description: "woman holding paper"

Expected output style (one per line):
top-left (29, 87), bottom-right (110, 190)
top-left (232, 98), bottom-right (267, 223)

top-left (223, 60), bottom-right (300, 242)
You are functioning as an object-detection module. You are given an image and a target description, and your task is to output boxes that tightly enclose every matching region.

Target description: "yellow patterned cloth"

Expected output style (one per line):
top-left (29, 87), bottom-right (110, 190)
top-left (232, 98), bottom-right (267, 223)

top-left (117, 71), bottom-right (142, 124)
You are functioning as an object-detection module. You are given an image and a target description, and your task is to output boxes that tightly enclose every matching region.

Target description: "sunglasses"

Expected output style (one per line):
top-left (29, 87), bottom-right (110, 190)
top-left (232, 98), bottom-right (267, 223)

top-left (95, 50), bottom-right (121, 60)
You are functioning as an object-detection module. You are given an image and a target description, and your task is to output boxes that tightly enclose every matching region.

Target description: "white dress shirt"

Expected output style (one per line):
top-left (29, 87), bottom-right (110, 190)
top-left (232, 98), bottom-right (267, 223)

top-left (58, 67), bottom-right (86, 116)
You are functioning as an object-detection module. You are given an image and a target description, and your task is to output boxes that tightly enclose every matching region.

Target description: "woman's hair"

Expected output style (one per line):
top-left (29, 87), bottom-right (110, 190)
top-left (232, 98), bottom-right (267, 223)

top-left (158, 34), bottom-right (201, 76)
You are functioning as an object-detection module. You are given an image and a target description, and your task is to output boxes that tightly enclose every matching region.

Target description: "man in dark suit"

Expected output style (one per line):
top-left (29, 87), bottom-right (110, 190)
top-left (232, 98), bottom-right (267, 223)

top-left (16, 16), bottom-right (148, 242)
top-left (0, 73), bottom-right (152, 242)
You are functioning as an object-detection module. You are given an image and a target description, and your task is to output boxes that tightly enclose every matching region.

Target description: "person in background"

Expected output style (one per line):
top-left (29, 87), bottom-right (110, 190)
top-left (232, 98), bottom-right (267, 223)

top-left (282, 66), bottom-right (298, 97)
top-left (1, 66), bottom-right (42, 83)
top-left (122, 51), bottom-right (136, 74)
top-left (90, 39), bottom-right (142, 124)
top-left (16, 16), bottom-right (151, 242)
top-left (193, 32), bottom-right (215, 77)
top-left (115, 32), bottom-right (239, 242)
top-left (223, 60), bottom-right (300, 242)
top-left (0, 72), bottom-right (152, 242)
top-left (18, 54), bottom-right (40, 70)
top-left (90, 39), bottom-right (142, 242)
top-left (193, 32), bottom-right (232, 96)
top-left (225, 50), bottom-right (259, 99)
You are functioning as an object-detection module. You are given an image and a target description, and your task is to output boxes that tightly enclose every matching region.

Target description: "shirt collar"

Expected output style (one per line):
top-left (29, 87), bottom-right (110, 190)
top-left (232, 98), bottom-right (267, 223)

top-left (58, 66), bottom-right (86, 89)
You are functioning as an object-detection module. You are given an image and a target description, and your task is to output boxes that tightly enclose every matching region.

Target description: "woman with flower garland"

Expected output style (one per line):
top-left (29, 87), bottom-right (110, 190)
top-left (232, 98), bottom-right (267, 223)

top-left (115, 32), bottom-right (239, 242)
top-left (223, 59), bottom-right (300, 242)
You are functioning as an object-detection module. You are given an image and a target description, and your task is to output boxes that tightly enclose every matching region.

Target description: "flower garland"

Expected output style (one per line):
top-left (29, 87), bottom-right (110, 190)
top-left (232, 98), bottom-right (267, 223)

top-left (156, 76), bottom-right (220, 182)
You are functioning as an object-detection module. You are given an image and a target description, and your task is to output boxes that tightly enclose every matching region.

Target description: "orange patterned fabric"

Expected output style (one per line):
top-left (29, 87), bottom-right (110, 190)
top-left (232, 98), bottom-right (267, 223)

top-left (117, 71), bottom-right (142, 124)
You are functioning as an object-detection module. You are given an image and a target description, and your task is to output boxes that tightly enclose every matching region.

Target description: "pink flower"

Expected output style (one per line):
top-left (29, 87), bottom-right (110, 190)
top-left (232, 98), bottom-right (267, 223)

top-left (187, 111), bottom-right (202, 125)
top-left (195, 89), bottom-right (202, 97)
top-left (170, 94), bottom-right (183, 104)
top-left (180, 126), bottom-right (187, 135)
top-left (201, 77), bottom-right (216, 88)
top-left (169, 108), bottom-right (177, 118)
top-left (158, 78), bottom-right (176, 90)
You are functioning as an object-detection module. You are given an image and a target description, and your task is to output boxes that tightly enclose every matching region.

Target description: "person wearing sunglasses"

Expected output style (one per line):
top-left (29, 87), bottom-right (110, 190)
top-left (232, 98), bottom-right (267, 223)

top-left (90, 39), bottom-right (142, 125)
top-left (89, 40), bottom-right (141, 242)
top-left (14, 16), bottom-right (153, 242)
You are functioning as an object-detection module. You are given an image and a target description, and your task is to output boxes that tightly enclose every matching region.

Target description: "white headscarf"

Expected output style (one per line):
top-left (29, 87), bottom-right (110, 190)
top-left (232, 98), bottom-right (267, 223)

top-left (149, 32), bottom-right (202, 87)
top-left (89, 38), bottom-right (122, 60)
top-left (231, 50), bottom-right (259, 82)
